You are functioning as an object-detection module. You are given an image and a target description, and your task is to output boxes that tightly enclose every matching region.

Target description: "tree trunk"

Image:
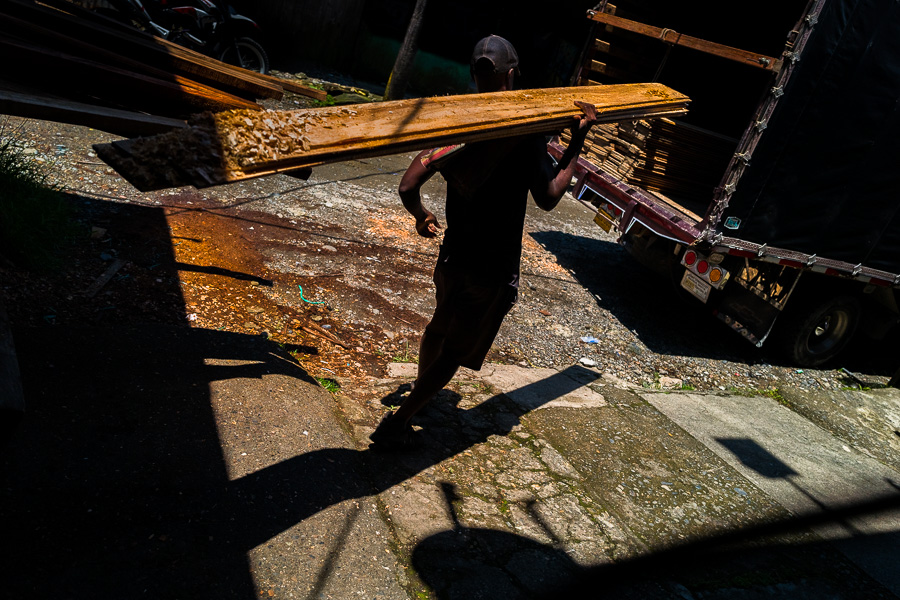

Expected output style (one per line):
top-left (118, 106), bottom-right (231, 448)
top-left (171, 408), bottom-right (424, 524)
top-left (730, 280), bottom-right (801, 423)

top-left (383, 0), bottom-right (428, 100)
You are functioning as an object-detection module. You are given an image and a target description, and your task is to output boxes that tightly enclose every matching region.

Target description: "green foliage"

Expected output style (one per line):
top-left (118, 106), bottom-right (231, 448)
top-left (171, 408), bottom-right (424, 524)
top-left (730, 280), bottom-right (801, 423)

top-left (315, 377), bottom-right (341, 393)
top-left (311, 94), bottom-right (336, 107)
top-left (391, 339), bottom-right (418, 364)
top-left (0, 125), bottom-right (79, 271)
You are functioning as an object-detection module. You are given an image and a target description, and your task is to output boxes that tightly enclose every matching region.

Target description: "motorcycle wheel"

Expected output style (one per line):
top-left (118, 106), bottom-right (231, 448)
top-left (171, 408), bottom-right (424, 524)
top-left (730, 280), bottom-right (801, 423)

top-left (218, 37), bottom-right (270, 74)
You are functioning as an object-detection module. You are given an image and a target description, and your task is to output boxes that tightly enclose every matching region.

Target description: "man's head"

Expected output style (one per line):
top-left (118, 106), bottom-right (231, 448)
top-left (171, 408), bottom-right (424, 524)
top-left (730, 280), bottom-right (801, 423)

top-left (471, 35), bottom-right (519, 92)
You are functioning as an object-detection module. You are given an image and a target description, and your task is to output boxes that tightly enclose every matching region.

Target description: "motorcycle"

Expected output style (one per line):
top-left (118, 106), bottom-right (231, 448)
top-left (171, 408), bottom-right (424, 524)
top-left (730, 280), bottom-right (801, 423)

top-left (96, 0), bottom-right (270, 74)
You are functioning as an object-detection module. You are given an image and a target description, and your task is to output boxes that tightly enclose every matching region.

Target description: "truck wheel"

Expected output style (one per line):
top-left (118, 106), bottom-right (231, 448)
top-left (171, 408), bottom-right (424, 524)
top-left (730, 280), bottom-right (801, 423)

top-left (775, 295), bottom-right (860, 367)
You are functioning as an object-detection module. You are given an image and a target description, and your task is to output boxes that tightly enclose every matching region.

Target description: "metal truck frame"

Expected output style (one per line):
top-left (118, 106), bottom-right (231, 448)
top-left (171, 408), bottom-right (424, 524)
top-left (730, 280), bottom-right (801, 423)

top-left (551, 0), bottom-right (900, 367)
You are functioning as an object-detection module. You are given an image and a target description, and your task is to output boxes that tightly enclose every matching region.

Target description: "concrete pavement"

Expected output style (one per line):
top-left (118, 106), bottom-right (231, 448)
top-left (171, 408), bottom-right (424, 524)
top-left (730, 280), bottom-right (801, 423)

top-left (4, 328), bottom-right (899, 598)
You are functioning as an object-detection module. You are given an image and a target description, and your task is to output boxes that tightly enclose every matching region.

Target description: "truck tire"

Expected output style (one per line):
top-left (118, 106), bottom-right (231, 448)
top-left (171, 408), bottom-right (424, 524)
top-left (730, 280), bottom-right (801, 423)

top-left (775, 294), bottom-right (860, 367)
top-left (218, 37), bottom-right (270, 74)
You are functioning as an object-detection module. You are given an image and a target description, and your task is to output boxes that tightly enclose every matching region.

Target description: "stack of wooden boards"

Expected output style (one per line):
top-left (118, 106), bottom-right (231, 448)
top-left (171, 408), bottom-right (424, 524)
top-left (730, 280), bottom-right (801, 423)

top-left (94, 84), bottom-right (691, 191)
top-left (566, 2), bottom-right (751, 207)
top-left (0, 0), bottom-right (325, 137)
top-left (561, 117), bottom-right (736, 204)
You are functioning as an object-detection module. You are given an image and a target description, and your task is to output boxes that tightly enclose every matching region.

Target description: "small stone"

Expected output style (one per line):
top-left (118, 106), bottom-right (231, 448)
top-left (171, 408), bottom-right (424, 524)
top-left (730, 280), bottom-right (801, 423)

top-left (579, 357), bottom-right (597, 367)
top-left (322, 245), bottom-right (337, 252)
top-left (659, 376), bottom-right (683, 389)
top-left (247, 306), bottom-right (264, 314)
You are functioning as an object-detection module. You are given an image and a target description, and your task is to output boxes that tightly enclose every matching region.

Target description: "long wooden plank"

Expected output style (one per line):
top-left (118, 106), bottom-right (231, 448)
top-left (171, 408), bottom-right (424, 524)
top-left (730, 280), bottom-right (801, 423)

top-left (587, 11), bottom-right (781, 72)
top-left (149, 36), bottom-right (326, 102)
top-left (6, 0), bottom-right (287, 101)
top-left (0, 10), bottom-right (255, 109)
top-left (0, 37), bottom-right (260, 115)
top-left (42, 0), bottom-right (326, 101)
top-left (0, 87), bottom-right (185, 136)
top-left (95, 84), bottom-right (690, 191)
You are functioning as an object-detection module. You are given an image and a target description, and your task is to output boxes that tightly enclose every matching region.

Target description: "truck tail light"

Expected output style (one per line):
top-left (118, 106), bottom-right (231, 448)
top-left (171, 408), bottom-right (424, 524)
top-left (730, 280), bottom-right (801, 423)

top-left (681, 248), bottom-right (729, 289)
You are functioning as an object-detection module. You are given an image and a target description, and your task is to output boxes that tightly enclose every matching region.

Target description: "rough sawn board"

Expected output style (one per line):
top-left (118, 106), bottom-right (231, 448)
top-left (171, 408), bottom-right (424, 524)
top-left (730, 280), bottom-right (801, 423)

top-left (95, 84), bottom-right (690, 191)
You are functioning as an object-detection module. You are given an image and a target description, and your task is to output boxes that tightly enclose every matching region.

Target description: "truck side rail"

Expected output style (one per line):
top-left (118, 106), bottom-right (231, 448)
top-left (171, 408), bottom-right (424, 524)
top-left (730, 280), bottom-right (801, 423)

top-left (711, 236), bottom-right (900, 289)
top-left (548, 139), bottom-right (703, 245)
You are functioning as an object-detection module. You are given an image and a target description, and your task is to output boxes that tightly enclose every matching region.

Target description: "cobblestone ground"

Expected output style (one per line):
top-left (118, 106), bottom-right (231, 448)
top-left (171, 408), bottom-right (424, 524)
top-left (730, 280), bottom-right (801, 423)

top-left (332, 364), bottom-right (895, 600)
top-left (336, 368), bottom-right (620, 598)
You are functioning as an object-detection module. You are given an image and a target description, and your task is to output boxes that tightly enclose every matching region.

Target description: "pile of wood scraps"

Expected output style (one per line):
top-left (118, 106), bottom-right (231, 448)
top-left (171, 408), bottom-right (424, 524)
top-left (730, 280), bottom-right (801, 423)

top-left (93, 83), bottom-right (691, 191)
top-left (0, 0), bottom-right (325, 137)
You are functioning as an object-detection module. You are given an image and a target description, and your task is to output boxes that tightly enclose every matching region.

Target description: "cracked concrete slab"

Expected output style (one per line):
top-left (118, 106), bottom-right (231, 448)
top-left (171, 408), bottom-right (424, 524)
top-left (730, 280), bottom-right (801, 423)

top-left (643, 390), bottom-right (900, 596)
top-left (360, 364), bottom-right (899, 598)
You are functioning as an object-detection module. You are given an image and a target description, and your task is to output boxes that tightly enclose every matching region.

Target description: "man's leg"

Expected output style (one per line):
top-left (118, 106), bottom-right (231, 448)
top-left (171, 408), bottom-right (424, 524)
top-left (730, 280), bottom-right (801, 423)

top-left (415, 329), bottom-right (442, 380)
top-left (392, 347), bottom-right (458, 425)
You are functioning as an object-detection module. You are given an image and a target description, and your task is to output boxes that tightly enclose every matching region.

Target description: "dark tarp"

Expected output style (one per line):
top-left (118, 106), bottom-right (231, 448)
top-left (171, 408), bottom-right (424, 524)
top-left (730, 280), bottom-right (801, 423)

top-left (721, 0), bottom-right (900, 273)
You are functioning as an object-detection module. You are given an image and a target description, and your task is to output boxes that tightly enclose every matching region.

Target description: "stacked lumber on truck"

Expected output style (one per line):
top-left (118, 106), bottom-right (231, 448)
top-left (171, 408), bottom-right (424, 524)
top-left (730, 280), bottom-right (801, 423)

top-left (569, 2), bottom-right (747, 208)
top-left (562, 117), bottom-right (736, 204)
top-left (0, 0), bottom-right (325, 137)
top-left (94, 84), bottom-right (691, 191)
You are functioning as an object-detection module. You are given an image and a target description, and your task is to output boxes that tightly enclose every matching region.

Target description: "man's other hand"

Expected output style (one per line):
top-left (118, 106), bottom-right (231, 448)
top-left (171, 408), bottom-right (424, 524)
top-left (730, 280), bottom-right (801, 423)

top-left (416, 211), bottom-right (442, 238)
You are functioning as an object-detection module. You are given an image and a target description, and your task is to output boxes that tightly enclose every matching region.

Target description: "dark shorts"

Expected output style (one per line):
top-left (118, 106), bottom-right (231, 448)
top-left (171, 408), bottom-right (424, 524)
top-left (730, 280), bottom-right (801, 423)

top-left (424, 261), bottom-right (519, 371)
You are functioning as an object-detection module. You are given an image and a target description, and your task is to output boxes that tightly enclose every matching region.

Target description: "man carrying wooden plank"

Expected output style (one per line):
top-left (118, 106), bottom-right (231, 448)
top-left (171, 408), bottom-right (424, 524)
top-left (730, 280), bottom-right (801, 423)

top-left (369, 35), bottom-right (598, 449)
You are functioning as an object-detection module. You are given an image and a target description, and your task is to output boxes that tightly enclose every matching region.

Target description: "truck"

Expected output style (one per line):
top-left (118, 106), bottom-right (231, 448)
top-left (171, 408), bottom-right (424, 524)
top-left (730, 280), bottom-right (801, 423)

top-left (549, 0), bottom-right (900, 367)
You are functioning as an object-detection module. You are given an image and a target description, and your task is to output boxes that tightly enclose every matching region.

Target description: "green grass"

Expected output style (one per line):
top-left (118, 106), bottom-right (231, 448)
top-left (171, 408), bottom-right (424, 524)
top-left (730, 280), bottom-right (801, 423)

top-left (315, 377), bottom-right (341, 393)
top-left (311, 94), bottom-right (336, 107)
top-left (0, 124), bottom-right (80, 271)
top-left (391, 339), bottom-right (418, 364)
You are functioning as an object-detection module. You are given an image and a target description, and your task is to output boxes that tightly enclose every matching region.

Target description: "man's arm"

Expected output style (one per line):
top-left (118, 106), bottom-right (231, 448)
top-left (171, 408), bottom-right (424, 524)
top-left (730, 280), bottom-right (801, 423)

top-left (532, 102), bottom-right (598, 211)
top-left (399, 150), bottom-right (441, 238)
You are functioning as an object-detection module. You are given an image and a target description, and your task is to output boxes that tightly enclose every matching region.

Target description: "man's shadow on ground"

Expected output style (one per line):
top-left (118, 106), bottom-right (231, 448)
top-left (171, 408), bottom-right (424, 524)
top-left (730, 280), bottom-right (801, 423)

top-left (1, 314), bottom-right (603, 598)
top-left (6, 317), bottom-right (899, 599)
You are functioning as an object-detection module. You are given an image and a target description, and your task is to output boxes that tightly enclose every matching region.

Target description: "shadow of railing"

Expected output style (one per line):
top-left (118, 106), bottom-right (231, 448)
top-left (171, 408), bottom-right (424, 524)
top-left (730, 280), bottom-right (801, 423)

top-left (409, 480), bottom-right (900, 599)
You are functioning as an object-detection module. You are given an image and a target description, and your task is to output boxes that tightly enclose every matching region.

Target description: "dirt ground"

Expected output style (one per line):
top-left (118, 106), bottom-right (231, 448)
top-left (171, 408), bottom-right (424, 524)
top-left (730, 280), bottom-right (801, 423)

top-left (2, 108), bottom-right (900, 600)
top-left (1, 111), bottom-right (898, 397)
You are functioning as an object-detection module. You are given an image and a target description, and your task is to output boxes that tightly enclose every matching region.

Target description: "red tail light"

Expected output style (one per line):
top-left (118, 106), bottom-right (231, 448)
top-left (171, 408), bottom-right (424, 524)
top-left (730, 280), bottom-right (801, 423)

top-left (697, 260), bottom-right (709, 274)
top-left (684, 250), bottom-right (697, 266)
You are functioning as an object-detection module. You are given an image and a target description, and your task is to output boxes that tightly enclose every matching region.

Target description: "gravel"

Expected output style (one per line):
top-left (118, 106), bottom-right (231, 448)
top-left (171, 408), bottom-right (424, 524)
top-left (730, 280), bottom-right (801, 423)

top-left (3, 78), bottom-right (896, 394)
